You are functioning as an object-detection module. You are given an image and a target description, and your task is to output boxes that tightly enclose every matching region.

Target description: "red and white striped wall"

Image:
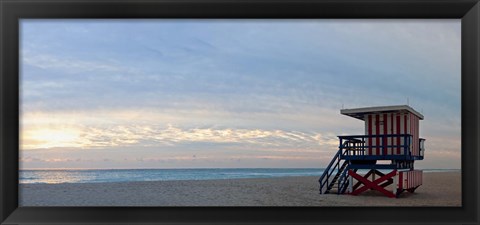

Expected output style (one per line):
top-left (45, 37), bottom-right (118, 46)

top-left (364, 112), bottom-right (420, 156)
top-left (397, 170), bottom-right (423, 190)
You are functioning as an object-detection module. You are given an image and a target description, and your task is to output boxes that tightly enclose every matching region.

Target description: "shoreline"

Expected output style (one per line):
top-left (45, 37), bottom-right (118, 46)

top-left (20, 171), bottom-right (461, 207)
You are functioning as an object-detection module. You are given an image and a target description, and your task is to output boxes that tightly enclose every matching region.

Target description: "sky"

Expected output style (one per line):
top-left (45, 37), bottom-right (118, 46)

top-left (19, 19), bottom-right (461, 169)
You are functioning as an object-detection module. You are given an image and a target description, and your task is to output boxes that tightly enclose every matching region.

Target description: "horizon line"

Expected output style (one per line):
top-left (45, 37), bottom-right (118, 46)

top-left (20, 167), bottom-right (462, 171)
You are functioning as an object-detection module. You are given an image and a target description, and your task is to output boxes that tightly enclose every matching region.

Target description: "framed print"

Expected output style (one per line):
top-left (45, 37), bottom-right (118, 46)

top-left (17, 19), bottom-right (461, 206)
top-left (1, 0), bottom-right (479, 224)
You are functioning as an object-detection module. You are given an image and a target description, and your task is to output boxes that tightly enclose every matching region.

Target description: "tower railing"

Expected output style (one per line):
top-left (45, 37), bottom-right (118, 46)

top-left (338, 134), bottom-right (414, 159)
top-left (318, 149), bottom-right (342, 194)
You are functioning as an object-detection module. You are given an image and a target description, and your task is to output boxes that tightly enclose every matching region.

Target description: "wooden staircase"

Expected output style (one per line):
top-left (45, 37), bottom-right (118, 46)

top-left (319, 150), bottom-right (351, 194)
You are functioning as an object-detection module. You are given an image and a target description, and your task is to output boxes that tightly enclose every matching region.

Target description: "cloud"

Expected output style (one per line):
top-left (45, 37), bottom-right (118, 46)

top-left (21, 121), bottom-right (338, 151)
top-left (19, 145), bottom-right (333, 169)
top-left (22, 51), bottom-right (135, 75)
top-left (19, 20), bottom-right (461, 169)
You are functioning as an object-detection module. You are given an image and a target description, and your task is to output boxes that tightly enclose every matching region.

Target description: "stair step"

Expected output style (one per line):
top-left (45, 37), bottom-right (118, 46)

top-left (318, 149), bottom-right (350, 196)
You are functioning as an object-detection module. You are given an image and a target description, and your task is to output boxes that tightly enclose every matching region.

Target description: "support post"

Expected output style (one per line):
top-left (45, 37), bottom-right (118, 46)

top-left (348, 171), bottom-right (353, 193)
top-left (392, 170), bottom-right (397, 195)
top-left (372, 170), bottom-right (376, 190)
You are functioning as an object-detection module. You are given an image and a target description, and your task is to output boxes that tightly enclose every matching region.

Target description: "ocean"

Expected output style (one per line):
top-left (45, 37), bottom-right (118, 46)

top-left (19, 168), bottom-right (324, 184)
top-left (19, 168), bottom-right (460, 184)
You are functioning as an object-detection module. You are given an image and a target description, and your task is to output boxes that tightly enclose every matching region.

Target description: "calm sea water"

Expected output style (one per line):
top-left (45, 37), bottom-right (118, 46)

top-left (19, 168), bottom-right (460, 184)
top-left (19, 168), bottom-right (324, 184)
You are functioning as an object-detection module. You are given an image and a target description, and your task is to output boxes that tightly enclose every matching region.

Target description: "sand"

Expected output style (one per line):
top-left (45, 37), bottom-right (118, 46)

top-left (19, 171), bottom-right (461, 206)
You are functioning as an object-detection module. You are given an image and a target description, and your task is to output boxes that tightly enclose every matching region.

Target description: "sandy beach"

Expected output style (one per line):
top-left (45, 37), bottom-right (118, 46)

top-left (19, 171), bottom-right (461, 206)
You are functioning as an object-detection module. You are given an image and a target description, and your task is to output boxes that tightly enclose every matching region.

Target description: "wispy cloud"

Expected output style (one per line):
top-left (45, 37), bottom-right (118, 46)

top-left (23, 52), bottom-right (128, 74)
top-left (22, 121), bottom-right (339, 151)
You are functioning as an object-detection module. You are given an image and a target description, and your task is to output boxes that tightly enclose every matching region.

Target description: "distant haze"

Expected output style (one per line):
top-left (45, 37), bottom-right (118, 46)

top-left (20, 19), bottom-right (461, 169)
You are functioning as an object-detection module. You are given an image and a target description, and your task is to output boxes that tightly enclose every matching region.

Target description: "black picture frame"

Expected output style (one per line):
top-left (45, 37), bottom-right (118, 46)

top-left (1, 0), bottom-right (478, 224)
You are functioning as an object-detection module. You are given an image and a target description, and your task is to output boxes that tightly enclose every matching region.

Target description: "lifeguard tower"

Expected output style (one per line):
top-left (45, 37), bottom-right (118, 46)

top-left (319, 105), bottom-right (425, 198)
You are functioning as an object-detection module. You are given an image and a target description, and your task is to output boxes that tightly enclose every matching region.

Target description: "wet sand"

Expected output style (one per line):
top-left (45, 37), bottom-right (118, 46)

top-left (19, 171), bottom-right (461, 206)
